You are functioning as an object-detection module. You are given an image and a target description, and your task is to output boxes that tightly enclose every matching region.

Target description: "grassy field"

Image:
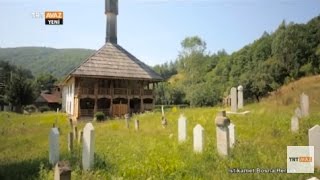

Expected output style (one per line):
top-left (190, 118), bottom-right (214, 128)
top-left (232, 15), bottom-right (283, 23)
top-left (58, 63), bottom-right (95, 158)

top-left (0, 76), bottom-right (320, 180)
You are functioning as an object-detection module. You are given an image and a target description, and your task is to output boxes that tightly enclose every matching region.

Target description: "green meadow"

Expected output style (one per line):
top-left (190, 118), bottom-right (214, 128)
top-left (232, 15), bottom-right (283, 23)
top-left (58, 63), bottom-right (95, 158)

top-left (0, 76), bottom-right (320, 180)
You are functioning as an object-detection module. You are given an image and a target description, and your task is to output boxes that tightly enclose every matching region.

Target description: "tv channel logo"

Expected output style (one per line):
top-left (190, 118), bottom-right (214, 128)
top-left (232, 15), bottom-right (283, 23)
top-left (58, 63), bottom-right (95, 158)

top-left (287, 146), bottom-right (314, 173)
top-left (45, 11), bottom-right (63, 25)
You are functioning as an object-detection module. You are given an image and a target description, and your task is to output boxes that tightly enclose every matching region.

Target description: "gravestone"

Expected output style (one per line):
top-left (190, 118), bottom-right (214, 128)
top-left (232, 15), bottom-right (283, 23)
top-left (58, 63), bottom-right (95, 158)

top-left (49, 128), bottom-right (60, 165)
top-left (54, 161), bottom-right (71, 180)
top-left (73, 126), bottom-right (78, 141)
top-left (291, 116), bottom-right (299, 133)
top-left (161, 105), bottom-right (165, 117)
top-left (215, 111), bottom-right (231, 156)
top-left (300, 93), bottom-right (309, 117)
top-left (134, 119), bottom-right (139, 131)
top-left (230, 87), bottom-right (237, 112)
top-left (78, 130), bottom-right (83, 144)
top-left (68, 132), bottom-right (73, 152)
top-left (237, 85), bottom-right (243, 109)
top-left (178, 114), bottom-right (187, 143)
top-left (309, 125), bottom-right (320, 169)
top-left (125, 114), bottom-right (130, 128)
top-left (82, 123), bottom-right (95, 170)
top-left (193, 124), bottom-right (204, 153)
top-left (69, 119), bottom-right (73, 129)
top-left (295, 107), bottom-right (302, 119)
top-left (228, 123), bottom-right (235, 148)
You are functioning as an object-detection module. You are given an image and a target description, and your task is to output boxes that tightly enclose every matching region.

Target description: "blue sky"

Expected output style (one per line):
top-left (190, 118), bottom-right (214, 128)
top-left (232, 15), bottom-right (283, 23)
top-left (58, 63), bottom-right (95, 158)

top-left (0, 0), bottom-right (319, 66)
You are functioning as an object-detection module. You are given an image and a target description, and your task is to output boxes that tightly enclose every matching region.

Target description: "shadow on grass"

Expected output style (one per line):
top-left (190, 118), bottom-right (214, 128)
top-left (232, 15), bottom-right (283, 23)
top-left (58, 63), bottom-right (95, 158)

top-left (0, 158), bottom-right (48, 180)
top-left (93, 153), bottom-right (113, 171)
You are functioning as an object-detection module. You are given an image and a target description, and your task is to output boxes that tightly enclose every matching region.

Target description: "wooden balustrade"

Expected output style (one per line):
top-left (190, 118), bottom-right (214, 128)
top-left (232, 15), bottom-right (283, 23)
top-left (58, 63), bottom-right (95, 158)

top-left (130, 89), bottom-right (140, 95)
top-left (144, 90), bottom-right (153, 96)
top-left (98, 88), bottom-right (110, 95)
top-left (114, 88), bottom-right (127, 95)
top-left (80, 87), bottom-right (153, 96)
top-left (81, 88), bottom-right (94, 95)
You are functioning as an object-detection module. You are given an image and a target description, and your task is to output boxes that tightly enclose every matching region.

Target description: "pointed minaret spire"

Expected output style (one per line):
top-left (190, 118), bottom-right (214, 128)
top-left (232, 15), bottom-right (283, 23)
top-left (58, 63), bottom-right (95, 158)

top-left (105, 0), bottom-right (118, 44)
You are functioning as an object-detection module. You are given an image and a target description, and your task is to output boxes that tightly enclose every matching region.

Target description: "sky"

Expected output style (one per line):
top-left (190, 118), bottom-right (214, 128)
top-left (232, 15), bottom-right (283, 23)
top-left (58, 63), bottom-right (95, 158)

top-left (0, 0), bottom-right (319, 66)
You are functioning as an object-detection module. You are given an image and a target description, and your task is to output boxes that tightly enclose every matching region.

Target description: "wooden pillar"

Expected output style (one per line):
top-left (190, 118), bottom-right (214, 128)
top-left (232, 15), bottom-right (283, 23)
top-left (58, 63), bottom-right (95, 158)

top-left (77, 78), bottom-right (81, 118)
top-left (127, 80), bottom-right (130, 114)
top-left (93, 79), bottom-right (98, 114)
top-left (110, 80), bottom-right (114, 116)
top-left (140, 81), bottom-right (144, 113)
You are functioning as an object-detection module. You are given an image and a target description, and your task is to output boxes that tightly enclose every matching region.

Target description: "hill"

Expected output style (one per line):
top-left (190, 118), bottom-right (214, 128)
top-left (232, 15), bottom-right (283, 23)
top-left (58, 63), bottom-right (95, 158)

top-left (265, 75), bottom-right (320, 107)
top-left (0, 47), bottom-right (95, 78)
top-left (0, 76), bottom-right (319, 179)
top-left (153, 16), bottom-right (320, 106)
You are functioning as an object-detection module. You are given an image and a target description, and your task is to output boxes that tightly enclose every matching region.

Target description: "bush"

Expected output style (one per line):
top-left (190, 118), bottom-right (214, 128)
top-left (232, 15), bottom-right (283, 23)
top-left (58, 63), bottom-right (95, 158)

top-left (95, 112), bottom-right (105, 121)
top-left (39, 106), bottom-right (50, 113)
top-left (24, 105), bottom-right (37, 113)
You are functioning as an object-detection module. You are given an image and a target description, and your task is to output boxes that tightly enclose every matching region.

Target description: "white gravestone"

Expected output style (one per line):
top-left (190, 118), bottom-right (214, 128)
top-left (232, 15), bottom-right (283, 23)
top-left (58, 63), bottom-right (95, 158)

top-left (295, 107), bottom-right (302, 119)
top-left (82, 123), bottom-right (95, 170)
top-left (193, 124), bottom-right (204, 153)
top-left (237, 85), bottom-right (243, 109)
top-left (215, 111), bottom-right (231, 156)
top-left (309, 125), bottom-right (320, 169)
top-left (135, 119), bottom-right (139, 131)
top-left (228, 123), bottom-right (235, 148)
top-left (49, 128), bottom-right (60, 165)
top-left (161, 105), bottom-right (165, 117)
top-left (291, 116), bottom-right (299, 133)
top-left (300, 93), bottom-right (309, 117)
top-left (178, 114), bottom-right (187, 143)
top-left (68, 132), bottom-right (73, 152)
top-left (230, 87), bottom-right (238, 112)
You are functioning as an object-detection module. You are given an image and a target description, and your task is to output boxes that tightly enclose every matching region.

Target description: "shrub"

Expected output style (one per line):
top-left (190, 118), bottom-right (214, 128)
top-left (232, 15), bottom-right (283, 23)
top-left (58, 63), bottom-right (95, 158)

top-left (95, 112), bottom-right (105, 121)
top-left (39, 106), bottom-right (50, 113)
top-left (24, 105), bottom-right (37, 113)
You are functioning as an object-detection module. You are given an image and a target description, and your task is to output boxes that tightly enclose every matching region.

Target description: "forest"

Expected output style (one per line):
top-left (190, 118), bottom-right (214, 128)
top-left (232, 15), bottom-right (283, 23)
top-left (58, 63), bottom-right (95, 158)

top-left (0, 15), bottom-right (320, 109)
top-left (153, 16), bottom-right (320, 106)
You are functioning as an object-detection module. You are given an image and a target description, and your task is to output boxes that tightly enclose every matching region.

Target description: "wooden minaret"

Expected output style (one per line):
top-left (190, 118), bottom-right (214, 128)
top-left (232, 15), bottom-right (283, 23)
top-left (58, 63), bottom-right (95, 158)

top-left (105, 0), bottom-right (118, 44)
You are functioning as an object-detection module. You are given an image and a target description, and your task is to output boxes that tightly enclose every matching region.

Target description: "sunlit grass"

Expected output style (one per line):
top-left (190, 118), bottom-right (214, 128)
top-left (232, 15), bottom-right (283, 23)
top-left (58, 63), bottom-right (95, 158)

top-left (1, 76), bottom-right (320, 179)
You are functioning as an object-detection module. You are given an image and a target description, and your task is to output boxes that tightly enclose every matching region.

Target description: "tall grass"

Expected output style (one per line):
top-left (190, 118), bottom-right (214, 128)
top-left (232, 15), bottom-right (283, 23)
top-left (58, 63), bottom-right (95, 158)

top-left (0, 76), bottom-right (320, 179)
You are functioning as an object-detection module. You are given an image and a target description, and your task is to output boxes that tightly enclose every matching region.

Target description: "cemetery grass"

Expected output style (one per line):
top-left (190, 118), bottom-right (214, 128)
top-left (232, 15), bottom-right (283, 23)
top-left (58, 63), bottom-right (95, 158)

top-left (0, 77), bottom-right (320, 180)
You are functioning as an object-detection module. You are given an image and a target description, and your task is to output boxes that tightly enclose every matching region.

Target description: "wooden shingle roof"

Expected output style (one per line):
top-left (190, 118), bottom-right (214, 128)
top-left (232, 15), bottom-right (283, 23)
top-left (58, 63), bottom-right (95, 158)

top-left (68, 43), bottom-right (163, 81)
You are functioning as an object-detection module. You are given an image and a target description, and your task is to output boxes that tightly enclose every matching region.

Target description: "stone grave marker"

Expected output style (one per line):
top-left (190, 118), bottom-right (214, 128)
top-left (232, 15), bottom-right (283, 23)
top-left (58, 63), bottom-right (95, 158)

top-left (68, 132), bottom-right (73, 152)
top-left (69, 119), bottom-right (73, 129)
top-left (193, 124), bottom-right (204, 153)
top-left (54, 161), bottom-right (71, 180)
top-left (82, 123), bottom-right (95, 170)
top-left (73, 126), bottom-right (78, 141)
top-left (300, 93), bottom-right (309, 117)
top-left (295, 107), bottom-right (302, 119)
top-left (215, 111), bottom-right (231, 156)
top-left (161, 105), bottom-right (165, 117)
top-left (230, 87), bottom-right (237, 112)
top-left (125, 114), bottom-right (130, 128)
top-left (309, 125), bottom-right (320, 169)
top-left (78, 130), bottom-right (83, 144)
top-left (291, 116), bottom-right (299, 133)
top-left (237, 85), bottom-right (243, 109)
top-left (178, 114), bottom-right (187, 143)
top-left (49, 128), bottom-right (60, 165)
top-left (228, 123), bottom-right (235, 148)
top-left (134, 119), bottom-right (139, 131)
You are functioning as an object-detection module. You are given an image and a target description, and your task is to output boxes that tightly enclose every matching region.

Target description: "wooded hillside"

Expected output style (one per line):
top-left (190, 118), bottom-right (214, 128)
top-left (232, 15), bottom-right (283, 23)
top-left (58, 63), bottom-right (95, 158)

top-left (153, 16), bottom-right (320, 106)
top-left (0, 47), bottom-right (94, 78)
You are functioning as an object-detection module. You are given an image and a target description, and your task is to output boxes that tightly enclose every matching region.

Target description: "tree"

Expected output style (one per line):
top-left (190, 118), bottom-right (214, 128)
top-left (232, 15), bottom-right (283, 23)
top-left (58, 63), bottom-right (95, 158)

top-left (5, 67), bottom-right (35, 113)
top-left (35, 73), bottom-right (57, 93)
